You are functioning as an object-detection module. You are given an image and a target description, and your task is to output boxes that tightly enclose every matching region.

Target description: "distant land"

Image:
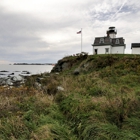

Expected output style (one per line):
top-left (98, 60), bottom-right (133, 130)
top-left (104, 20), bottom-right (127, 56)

top-left (13, 63), bottom-right (55, 65)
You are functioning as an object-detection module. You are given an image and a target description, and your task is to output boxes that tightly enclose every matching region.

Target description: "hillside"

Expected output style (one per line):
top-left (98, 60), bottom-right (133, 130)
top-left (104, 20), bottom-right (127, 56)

top-left (1, 54), bottom-right (140, 140)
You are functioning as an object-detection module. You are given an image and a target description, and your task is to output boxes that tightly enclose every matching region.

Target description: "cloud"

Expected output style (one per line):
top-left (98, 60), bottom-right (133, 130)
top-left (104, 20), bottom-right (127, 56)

top-left (0, 6), bottom-right (64, 61)
top-left (0, 0), bottom-right (140, 63)
top-left (0, 1), bottom-right (92, 63)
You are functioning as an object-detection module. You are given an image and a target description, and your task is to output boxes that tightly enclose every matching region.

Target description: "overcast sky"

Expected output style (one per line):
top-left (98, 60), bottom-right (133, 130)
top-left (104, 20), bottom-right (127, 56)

top-left (0, 0), bottom-right (140, 64)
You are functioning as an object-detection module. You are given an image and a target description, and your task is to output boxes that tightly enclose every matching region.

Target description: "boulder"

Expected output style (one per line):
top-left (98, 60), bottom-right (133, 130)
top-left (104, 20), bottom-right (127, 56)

top-left (8, 73), bottom-right (14, 76)
top-left (34, 82), bottom-right (42, 89)
top-left (73, 68), bottom-right (80, 75)
top-left (21, 71), bottom-right (31, 74)
top-left (11, 76), bottom-right (25, 87)
top-left (36, 77), bottom-right (44, 83)
top-left (6, 78), bottom-right (13, 86)
top-left (62, 62), bottom-right (70, 70)
top-left (0, 70), bottom-right (9, 72)
top-left (0, 76), bottom-right (25, 87)
top-left (0, 77), bottom-right (7, 85)
top-left (51, 59), bottom-right (70, 72)
top-left (0, 73), bottom-right (6, 75)
top-left (11, 76), bottom-right (23, 82)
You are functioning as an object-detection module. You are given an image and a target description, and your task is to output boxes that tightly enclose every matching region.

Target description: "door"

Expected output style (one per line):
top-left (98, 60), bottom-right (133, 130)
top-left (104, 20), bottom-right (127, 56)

top-left (94, 49), bottom-right (98, 54)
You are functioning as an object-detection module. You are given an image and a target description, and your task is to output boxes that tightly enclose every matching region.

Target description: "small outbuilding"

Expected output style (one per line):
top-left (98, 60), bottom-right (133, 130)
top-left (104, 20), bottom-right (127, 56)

top-left (92, 27), bottom-right (126, 54)
top-left (131, 43), bottom-right (140, 54)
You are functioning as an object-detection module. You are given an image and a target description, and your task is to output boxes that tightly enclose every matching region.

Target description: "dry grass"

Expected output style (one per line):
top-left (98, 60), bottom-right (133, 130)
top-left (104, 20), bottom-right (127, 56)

top-left (1, 54), bottom-right (140, 139)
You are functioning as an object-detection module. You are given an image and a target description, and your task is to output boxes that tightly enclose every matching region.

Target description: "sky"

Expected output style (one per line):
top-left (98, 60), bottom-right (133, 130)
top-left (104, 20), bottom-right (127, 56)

top-left (0, 0), bottom-right (140, 64)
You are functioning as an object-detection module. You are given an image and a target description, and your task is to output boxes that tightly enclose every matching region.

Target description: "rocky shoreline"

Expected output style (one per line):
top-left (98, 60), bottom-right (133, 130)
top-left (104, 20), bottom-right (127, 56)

top-left (0, 70), bottom-right (64, 92)
top-left (0, 70), bottom-right (32, 87)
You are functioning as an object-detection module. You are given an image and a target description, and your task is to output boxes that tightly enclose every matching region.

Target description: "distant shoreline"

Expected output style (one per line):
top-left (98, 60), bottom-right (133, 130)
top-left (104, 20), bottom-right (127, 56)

top-left (13, 63), bottom-right (55, 65)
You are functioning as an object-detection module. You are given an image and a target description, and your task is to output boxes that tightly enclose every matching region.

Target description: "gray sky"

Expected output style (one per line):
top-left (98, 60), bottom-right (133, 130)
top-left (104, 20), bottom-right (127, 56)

top-left (0, 0), bottom-right (140, 64)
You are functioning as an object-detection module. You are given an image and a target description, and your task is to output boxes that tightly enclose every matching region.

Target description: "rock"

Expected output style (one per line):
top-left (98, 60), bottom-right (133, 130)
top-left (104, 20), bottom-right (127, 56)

top-left (36, 77), bottom-right (44, 83)
top-left (11, 76), bottom-right (25, 87)
top-left (34, 82), bottom-right (42, 89)
top-left (51, 54), bottom-right (88, 73)
top-left (8, 73), bottom-right (14, 76)
top-left (0, 75), bottom-right (25, 87)
top-left (11, 76), bottom-right (23, 82)
top-left (0, 78), bottom-right (4, 83)
top-left (57, 86), bottom-right (64, 91)
top-left (55, 72), bottom-right (59, 75)
top-left (22, 71), bottom-right (31, 74)
top-left (19, 74), bottom-right (30, 77)
top-left (20, 71), bottom-right (31, 77)
top-left (73, 68), bottom-right (80, 75)
top-left (0, 70), bottom-right (9, 72)
top-left (0, 73), bottom-right (6, 75)
top-left (0, 77), bottom-right (13, 86)
top-left (6, 78), bottom-right (13, 86)
top-left (0, 77), bottom-right (7, 85)
top-left (62, 62), bottom-right (69, 70)
top-left (51, 59), bottom-right (71, 72)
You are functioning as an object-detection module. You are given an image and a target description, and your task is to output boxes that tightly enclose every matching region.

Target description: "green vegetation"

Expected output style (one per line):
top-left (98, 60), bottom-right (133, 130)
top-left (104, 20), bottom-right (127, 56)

top-left (1, 54), bottom-right (140, 139)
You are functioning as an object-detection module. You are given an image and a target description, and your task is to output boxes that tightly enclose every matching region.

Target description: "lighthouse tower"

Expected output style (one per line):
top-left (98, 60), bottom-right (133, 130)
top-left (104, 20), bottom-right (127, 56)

top-left (107, 27), bottom-right (117, 38)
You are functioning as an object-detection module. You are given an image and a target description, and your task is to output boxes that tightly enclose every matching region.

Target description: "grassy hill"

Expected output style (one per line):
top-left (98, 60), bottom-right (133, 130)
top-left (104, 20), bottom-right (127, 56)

top-left (1, 54), bottom-right (140, 140)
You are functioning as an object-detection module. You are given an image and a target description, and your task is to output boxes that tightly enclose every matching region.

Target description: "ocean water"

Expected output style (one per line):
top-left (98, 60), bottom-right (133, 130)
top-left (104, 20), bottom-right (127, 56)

top-left (0, 64), bottom-right (54, 77)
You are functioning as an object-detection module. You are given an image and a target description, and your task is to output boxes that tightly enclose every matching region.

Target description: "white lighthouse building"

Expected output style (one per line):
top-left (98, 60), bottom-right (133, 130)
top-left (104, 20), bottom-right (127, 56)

top-left (92, 27), bottom-right (126, 54)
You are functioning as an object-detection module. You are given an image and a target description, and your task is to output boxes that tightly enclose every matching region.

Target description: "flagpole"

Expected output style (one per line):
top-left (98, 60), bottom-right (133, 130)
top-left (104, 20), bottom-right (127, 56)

top-left (81, 28), bottom-right (82, 53)
top-left (77, 29), bottom-right (82, 53)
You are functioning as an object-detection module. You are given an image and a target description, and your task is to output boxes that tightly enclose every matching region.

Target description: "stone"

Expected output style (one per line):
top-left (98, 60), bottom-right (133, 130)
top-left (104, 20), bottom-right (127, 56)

top-left (22, 71), bottom-right (31, 74)
top-left (0, 75), bottom-right (25, 87)
top-left (34, 82), bottom-right (42, 89)
top-left (73, 68), bottom-right (80, 75)
top-left (0, 73), bottom-right (6, 75)
top-left (11, 76), bottom-right (23, 82)
top-left (62, 62), bottom-right (69, 70)
top-left (55, 72), bottom-right (59, 75)
top-left (36, 77), bottom-right (44, 83)
top-left (8, 73), bottom-right (14, 76)
top-left (57, 86), bottom-right (64, 91)
top-left (0, 78), bottom-right (7, 85)
top-left (6, 78), bottom-right (13, 86)
top-left (0, 70), bottom-right (9, 72)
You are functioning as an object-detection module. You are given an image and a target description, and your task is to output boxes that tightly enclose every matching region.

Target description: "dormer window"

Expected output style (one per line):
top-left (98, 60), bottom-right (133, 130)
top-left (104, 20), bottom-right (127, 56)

top-left (115, 39), bottom-right (120, 44)
top-left (99, 38), bottom-right (104, 44)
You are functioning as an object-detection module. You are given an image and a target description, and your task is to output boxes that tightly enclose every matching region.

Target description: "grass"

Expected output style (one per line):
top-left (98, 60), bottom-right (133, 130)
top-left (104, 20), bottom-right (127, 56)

top-left (1, 54), bottom-right (140, 139)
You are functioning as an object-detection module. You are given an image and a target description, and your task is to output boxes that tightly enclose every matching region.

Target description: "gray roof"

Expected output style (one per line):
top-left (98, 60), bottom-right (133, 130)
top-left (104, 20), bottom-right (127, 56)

top-left (92, 36), bottom-right (125, 47)
top-left (131, 43), bottom-right (140, 49)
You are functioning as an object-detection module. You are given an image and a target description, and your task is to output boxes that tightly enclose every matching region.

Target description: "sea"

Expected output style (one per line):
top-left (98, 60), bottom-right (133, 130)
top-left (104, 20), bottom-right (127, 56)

top-left (0, 64), bottom-right (54, 77)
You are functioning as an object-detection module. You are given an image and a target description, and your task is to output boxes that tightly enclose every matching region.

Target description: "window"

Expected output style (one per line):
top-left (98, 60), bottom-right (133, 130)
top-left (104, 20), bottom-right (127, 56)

top-left (115, 39), bottom-right (120, 44)
top-left (99, 38), bottom-right (104, 44)
top-left (105, 48), bottom-right (109, 54)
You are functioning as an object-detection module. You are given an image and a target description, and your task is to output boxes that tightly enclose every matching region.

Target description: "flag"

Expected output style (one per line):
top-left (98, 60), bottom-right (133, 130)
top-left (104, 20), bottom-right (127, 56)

top-left (77, 30), bottom-right (81, 34)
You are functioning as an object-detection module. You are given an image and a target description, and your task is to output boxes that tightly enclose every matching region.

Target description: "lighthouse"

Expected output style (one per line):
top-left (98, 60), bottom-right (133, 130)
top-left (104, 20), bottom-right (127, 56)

top-left (92, 27), bottom-right (125, 54)
top-left (106, 27), bottom-right (117, 38)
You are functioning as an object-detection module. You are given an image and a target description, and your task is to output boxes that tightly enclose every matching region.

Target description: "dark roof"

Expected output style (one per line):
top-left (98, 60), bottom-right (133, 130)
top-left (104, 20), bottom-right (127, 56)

top-left (109, 27), bottom-right (115, 29)
top-left (131, 43), bottom-right (140, 49)
top-left (92, 36), bottom-right (125, 47)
